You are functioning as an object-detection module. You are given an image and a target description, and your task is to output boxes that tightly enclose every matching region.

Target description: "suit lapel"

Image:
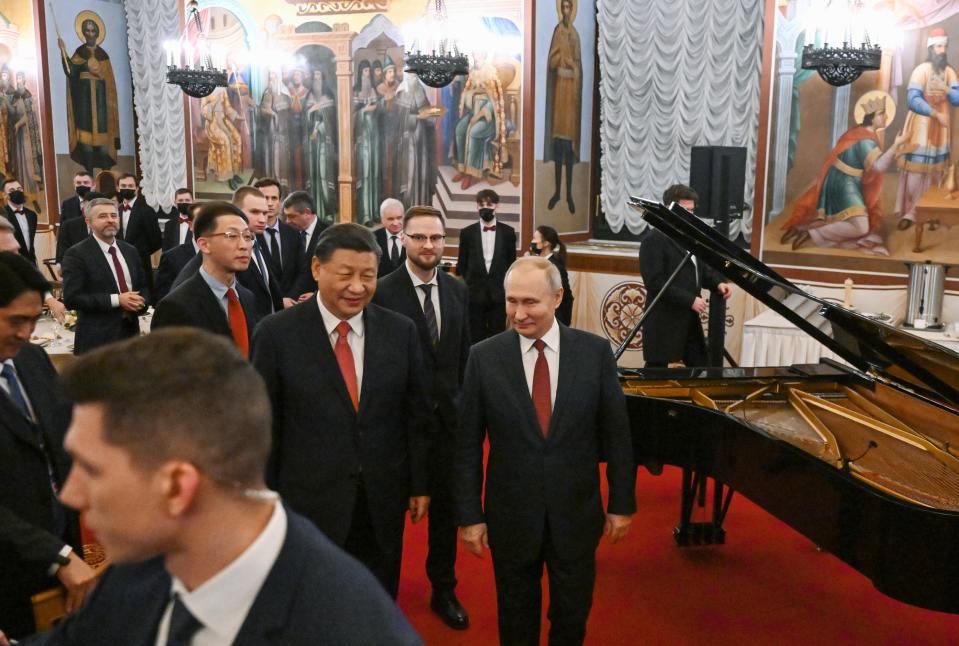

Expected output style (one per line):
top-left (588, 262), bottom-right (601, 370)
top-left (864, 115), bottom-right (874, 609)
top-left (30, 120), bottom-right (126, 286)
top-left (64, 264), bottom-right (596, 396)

top-left (398, 270), bottom-right (436, 357)
top-left (0, 392), bottom-right (43, 450)
top-left (303, 304), bottom-right (357, 415)
top-left (358, 307), bottom-right (383, 416)
top-left (473, 226), bottom-right (489, 276)
top-left (87, 238), bottom-right (119, 291)
top-left (547, 325), bottom-right (576, 439)
top-left (194, 278), bottom-right (232, 337)
top-left (505, 331), bottom-right (543, 440)
top-left (435, 273), bottom-right (457, 353)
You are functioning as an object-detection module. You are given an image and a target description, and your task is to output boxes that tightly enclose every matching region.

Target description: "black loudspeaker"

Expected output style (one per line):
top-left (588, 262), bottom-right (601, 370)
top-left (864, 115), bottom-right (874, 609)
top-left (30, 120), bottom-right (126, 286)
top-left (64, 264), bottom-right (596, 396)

top-left (689, 146), bottom-right (747, 238)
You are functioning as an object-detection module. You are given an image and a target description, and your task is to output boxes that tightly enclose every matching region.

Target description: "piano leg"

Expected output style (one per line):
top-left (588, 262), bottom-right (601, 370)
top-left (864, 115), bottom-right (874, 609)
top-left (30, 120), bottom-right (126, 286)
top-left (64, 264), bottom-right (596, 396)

top-left (674, 468), bottom-right (734, 546)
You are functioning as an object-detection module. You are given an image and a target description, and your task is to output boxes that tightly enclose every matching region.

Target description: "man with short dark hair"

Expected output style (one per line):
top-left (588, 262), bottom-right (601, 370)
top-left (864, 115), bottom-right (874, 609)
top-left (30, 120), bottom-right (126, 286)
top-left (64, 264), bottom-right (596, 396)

top-left (282, 190), bottom-right (328, 298)
top-left (3, 178), bottom-right (37, 264)
top-left (376, 198), bottom-right (406, 277)
top-left (639, 183), bottom-right (732, 368)
top-left (252, 223), bottom-right (433, 599)
top-left (154, 203), bottom-right (200, 303)
top-left (27, 329), bottom-right (423, 645)
top-left (372, 206), bottom-right (472, 628)
top-left (59, 172), bottom-right (94, 223)
top-left (62, 198), bottom-right (146, 354)
top-left (0, 252), bottom-right (94, 640)
top-left (456, 256), bottom-right (636, 645)
top-left (254, 178), bottom-right (311, 307)
top-left (152, 202), bottom-right (261, 356)
top-left (456, 188), bottom-right (516, 343)
top-left (161, 188), bottom-right (194, 251)
top-left (115, 173), bottom-right (161, 300)
top-left (56, 191), bottom-right (102, 265)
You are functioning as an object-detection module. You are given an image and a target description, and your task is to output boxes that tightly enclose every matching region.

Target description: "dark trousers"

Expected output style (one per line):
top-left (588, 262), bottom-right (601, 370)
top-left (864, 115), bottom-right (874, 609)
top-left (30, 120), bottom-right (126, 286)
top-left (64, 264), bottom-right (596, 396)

top-left (468, 299), bottom-right (506, 344)
top-left (344, 484), bottom-right (403, 599)
top-left (645, 315), bottom-right (709, 368)
top-left (426, 439), bottom-right (458, 592)
top-left (491, 521), bottom-right (597, 646)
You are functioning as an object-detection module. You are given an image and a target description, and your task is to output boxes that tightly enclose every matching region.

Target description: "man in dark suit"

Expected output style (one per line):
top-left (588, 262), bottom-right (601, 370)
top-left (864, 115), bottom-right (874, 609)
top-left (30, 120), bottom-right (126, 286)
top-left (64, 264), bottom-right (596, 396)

top-left (171, 187), bottom-right (283, 320)
top-left (161, 188), bottom-right (194, 251)
top-left (116, 173), bottom-right (161, 300)
top-left (26, 329), bottom-right (423, 645)
top-left (0, 253), bottom-right (95, 640)
top-left (456, 189), bottom-right (517, 343)
top-left (282, 190), bottom-right (329, 299)
top-left (252, 223), bottom-right (433, 599)
top-left (375, 198), bottom-right (406, 277)
top-left (153, 202), bottom-right (261, 356)
top-left (254, 179), bottom-right (312, 308)
top-left (153, 240), bottom-right (197, 303)
top-left (372, 206), bottom-right (471, 628)
top-left (58, 171), bottom-right (94, 223)
top-left (3, 179), bottom-right (37, 264)
top-left (62, 198), bottom-right (146, 354)
top-left (639, 184), bottom-right (731, 368)
top-left (55, 191), bottom-right (108, 265)
top-left (456, 257), bottom-right (636, 646)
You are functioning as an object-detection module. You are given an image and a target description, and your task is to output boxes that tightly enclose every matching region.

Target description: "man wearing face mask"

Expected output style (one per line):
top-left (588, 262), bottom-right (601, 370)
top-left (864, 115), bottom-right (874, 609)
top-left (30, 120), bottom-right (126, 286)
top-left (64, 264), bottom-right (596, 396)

top-left (2, 179), bottom-right (36, 265)
top-left (115, 173), bottom-right (161, 302)
top-left (59, 172), bottom-right (94, 223)
top-left (162, 188), bottom-right (195, 252)
top-left (456, 189), bottom-right (516, 343)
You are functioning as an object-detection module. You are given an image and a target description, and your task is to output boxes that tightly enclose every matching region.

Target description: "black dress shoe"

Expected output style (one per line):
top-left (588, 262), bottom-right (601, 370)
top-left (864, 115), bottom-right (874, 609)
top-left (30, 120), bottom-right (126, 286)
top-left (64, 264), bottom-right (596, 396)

top-left (431, 590), bottom-right (470, 630)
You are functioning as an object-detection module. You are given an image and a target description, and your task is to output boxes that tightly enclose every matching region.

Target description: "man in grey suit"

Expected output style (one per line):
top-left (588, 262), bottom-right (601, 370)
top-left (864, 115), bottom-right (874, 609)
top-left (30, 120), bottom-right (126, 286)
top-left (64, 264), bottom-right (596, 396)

top-left (455, 256), bottom-right (636, 646)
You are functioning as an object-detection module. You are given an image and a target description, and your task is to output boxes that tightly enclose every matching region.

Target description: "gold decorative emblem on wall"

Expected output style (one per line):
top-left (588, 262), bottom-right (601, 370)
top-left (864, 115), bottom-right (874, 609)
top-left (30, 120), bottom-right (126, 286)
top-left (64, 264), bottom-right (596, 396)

top-left (601, 282), bottom-right (646, 352)
top-left (295, 1), bottom-right (390, 16)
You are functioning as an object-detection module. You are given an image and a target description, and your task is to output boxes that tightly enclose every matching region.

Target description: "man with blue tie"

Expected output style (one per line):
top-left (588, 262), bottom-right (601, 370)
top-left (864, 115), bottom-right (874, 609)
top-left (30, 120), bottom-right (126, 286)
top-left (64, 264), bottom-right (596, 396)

top-left (0, 252), bottom-right (95, 640)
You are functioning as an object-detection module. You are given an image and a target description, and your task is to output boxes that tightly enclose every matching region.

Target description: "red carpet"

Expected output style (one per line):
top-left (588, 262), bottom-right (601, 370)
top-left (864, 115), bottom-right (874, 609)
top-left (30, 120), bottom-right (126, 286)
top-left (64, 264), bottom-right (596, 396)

top-left (397, 466), bottom-right (959, 645)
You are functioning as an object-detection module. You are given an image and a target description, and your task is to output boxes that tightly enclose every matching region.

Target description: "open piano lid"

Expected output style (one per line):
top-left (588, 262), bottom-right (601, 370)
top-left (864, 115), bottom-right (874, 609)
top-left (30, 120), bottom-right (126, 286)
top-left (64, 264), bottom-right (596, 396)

top-left (630, 197), bottom-right (959, 409)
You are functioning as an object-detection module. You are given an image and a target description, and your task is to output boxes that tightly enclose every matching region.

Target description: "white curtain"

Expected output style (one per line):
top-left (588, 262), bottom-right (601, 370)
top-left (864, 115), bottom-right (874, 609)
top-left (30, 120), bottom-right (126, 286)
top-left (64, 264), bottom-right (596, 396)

top-left (596, 0), bottom-right (765, 240)
top-left (124, 0), bottom-right (186, 211)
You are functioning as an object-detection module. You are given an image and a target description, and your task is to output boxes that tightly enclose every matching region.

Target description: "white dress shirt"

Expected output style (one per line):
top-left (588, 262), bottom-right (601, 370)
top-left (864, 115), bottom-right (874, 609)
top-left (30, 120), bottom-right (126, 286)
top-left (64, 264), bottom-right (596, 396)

top-left (121, 197), bottom-right (136, 234)
top-left (178, 220), bottom-right (191, 245)
top-left (154, 502), bottom-right (287, 646)
top-left (13, 210), bottom-right (30, 251)
top-left (518, 317), bottom-right (560, 409)
top-left (94, 235), bottom-right (132, 308)
top-left (405, 261), bottom-right (441, 337)
top-left (199, 266), bottom-right (237, 317)
top-left (316, 294), bottom-right (366, 395)
top-left (303, 217), bottom-right (318, 247)
top-left (480, 218), bottom-right (497, 271)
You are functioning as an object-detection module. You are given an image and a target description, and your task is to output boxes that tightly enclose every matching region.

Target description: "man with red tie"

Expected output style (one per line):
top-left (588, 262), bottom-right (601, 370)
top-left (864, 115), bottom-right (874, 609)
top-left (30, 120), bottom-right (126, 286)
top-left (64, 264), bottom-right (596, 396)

top-left (252, 223), bottom-right (433, 599)
top-left (455, 189), bottom-right (517, 343)
top-left (2, 179), bottom-right (37, 265)
top-left (455, 256), bottom-right (636, 646)
top-left (62, 198), bottom-right (146, 354)
top-left (151, 201), bottom-right (261, 356)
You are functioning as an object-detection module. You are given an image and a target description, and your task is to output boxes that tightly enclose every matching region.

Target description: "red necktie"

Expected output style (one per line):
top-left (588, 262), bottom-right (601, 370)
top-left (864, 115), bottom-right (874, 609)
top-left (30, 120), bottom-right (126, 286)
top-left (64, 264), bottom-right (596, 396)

top-left (226, 288), bottom-right (249, 358)
top-left (178, 216), bottom-right (190, 224)
top-left (107, 246), bottom-right (129, 292)
top-left (531, 339), bottom-right (551, 437)
top-left (335, 321), bottom-right (359, 411)
top-left (483, 225), bottom-right (496, 232)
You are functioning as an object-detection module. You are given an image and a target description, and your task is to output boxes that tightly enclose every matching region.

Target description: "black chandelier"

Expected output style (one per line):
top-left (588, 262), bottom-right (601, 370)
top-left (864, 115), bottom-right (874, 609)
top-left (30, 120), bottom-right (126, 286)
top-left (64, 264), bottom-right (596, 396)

top-left (404, 0), bottom-right (470, 89)
top-left (801, 1), bottom-right (881, 87)
top-left (165, 1), bottom-right (227, 99)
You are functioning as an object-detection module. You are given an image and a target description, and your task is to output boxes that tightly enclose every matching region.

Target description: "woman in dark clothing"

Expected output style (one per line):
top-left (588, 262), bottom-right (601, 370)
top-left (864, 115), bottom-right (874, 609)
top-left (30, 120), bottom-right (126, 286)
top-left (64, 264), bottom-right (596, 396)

top-left (531, 225), bottom-right (574, 325)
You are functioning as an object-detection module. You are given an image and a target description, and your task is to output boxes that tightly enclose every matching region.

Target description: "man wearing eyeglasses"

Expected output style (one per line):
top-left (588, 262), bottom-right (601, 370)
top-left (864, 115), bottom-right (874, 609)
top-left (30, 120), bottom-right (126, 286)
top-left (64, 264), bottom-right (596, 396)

top-left (372, 206), bottom-right (471, 630)
top-left (152, 202), bottom-right (262, 357)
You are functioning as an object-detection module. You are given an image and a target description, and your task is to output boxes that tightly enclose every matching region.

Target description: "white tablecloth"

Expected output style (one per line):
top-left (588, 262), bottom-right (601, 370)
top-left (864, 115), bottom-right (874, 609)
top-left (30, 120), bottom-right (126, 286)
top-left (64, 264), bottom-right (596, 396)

top-left (31, 311), bottom-right (154, 357)
top-left (740, 308), bottom-right (959, 367)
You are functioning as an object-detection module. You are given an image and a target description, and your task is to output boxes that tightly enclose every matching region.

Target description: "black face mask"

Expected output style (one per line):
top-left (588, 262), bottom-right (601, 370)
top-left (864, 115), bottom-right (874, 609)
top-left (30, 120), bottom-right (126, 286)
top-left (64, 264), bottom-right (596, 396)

top-left (8, 190), bottom-right (25, 205)
top-left (479, 207), bottom-right (495, 222)
top-left (529, 242), bottom-right (540, 255)
top-left (76, 185), bottom-right (91, 198)
top-left (118, 189), bottom-right (136, 201)
top-left (177, 203), bottom-right (193, 216)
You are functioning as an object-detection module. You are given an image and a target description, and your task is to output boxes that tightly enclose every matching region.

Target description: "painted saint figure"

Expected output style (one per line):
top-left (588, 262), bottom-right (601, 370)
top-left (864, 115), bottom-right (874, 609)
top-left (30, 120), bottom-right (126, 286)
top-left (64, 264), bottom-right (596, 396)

top-left (9, 71), bottom-right (43, 194)
top-left (450, 54), bottom-right (504, 190)
top-left (57, 12), bottom-right (120, 172)
top-left (353, 60), bottom-right (382, 225)
top-left (394, 72), bottom-right (438, 209)
top-left (894, 27), bottom-right (959, 230)
top-left (378, 55), bottom-right (400, 198)
top-left (255, 70), bottom-right (292, 190)
top-left (200, 89), bottom-right (244, 189)
top-left (227, 58), bottom-right (256, 172)
top-left (287, 68), bottom-right (311, 190)
top-left (781, 92), bottom-right (905, 256)
top-left (544, 0), bottom-right (582, 213)
top-left (306, 68), bottom-right (338, 222)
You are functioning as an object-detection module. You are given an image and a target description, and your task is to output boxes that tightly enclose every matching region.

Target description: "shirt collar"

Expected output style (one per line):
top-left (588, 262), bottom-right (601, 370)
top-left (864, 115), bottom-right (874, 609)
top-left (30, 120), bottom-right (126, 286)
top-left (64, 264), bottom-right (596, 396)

top-left (124, 196), bottom-right (137, 208)
top-left (94, 235), bottom-right (116, 254)
top-left (199, 265), bottom-right (236, 300)
top-left (304, 218), bottom-right (317, 239)
top-left (316, 294), bottom-right (365, 339)
top-left (481, 217), bottom-right (498, 229)
top-left (405, 260), bottom-right (437, 288)
top-left (170, 502), bottom-right (287, 643)
top-left (518, 317), bottom-right (561, 355)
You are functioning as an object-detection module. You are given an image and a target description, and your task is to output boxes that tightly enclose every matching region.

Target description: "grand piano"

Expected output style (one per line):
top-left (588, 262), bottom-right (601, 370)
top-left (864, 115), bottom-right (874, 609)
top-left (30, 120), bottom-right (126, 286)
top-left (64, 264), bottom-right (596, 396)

top-left (622, 198), bottom-right (959, 614)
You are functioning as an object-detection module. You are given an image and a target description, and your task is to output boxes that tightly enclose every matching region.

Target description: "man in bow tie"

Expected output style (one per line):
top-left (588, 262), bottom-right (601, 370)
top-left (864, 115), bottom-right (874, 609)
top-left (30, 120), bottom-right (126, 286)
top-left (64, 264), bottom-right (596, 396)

top-left (115, 173), bottom-right (161, 303)
top-left (3, 179), bottom-right (37, 265)
top-left (161, 188), bottom-right (194, 252)
top-left (456, 189), bottom-right (516, 343)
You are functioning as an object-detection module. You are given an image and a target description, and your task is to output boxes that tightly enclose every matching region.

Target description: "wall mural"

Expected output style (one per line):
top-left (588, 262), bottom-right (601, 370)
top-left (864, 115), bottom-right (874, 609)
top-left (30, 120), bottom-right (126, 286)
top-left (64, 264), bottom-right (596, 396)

top-left (763, 0), bottom-right (959, 275)
top-left (188, 2), bottom-right (524, 237)
top-left (43, 0), bottom-right (136, 207)
top-left (0, 3), bottom-right (47, 217)
top-left (534, 0), bottom-right (593, 235)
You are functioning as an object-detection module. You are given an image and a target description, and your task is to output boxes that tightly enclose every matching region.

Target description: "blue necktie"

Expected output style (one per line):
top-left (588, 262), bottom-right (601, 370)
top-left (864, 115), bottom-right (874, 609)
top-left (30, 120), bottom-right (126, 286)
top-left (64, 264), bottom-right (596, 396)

top-left (2, 362), bottom-right (31, 419)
